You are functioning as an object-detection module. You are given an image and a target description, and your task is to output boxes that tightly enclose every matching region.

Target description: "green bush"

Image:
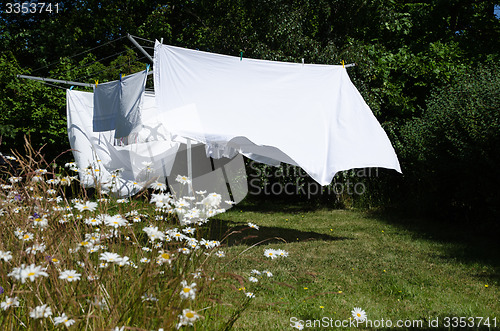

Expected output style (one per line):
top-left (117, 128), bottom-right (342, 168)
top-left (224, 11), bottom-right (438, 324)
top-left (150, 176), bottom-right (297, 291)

top-left (397, 61), bottom-right (500, 221)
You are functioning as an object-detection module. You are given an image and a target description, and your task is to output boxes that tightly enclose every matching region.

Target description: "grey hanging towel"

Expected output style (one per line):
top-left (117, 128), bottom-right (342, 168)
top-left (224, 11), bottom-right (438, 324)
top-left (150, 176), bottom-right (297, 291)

top-left (93, 68), bottom-right (148, 138)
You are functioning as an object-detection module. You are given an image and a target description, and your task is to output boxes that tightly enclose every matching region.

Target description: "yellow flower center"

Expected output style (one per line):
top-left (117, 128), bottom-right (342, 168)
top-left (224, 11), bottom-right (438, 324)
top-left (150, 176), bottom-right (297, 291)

top-left (183, 287), bottom-right (191, 293)
top-left (68, 275), bottom-right (74, 279)
top-left (28, 272), bottom-right (35, 277)
top-left (52, 258), bottom-right (59, 262)
top-left (357, 313), bottom-right (361, 317)
top-left (23, 234), bottom-right (30, 239)
top-left (185, 312), bottom-right (195, 318)
top-left (161, 253), bottom-right (170, 260)
top-left (81, 241), bottom-right (89, 246)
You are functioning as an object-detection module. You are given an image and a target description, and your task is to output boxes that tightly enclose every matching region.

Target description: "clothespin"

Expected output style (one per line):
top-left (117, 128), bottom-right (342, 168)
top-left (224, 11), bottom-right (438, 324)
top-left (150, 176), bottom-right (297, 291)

top-left (69, 86), bottom-right (74, 90)
top-left (146, 64), bottom-right (150, 72)
top-left (160, 38), bottom-right (163, 44)
top-left (240, 51), bottom-right (243, 61)
top-left (341, 60), bottom-right (345, 68)
top-left (120, 74), bottom-right (122, 81)
top-left (95, 80), bottom-right (98, 86)
top-left (302, 58), bottom-right (305, 67)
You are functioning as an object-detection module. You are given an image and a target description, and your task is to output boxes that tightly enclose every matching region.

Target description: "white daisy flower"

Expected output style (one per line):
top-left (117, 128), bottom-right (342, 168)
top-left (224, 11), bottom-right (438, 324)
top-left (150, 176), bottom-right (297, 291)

top-left (178, 247), bottom-right (191, 255)
top-left (54, 313), bottom-right (75, 326)
top-left (1, 296), bottom-right (19, 310)
top-left (104, 215), bottom-right (128, 228)
top-left (0, 250), bottom-right (13, 262)
top-left (275, 249), bottom-right (289, 257)
top-left (215, 250), bottom-right (225, 257)
top-left (25, 243), bottom-right (46, 255)
top-left (249, 276), bottom-right (258, 283)
top-left (85, 217), bottom-right (102, 226)
top-left (65, 162), bottom-right (77, 169)
top-left (201, 193), bottom-right (222, 208)
top-left (13, 264), bottom-right (49, 283)
top-left (87, 274), bottom-right (99, 281)
top-left (264, 248), bottom-right (278, 259)
top-left (143, 226), bottom-right (165, 242)
top-left (149, 181), bottom-right (167, 192)
top-left (9, 176), bottom-right (22, 183)
top-left (116, 256), bottom-right (130, 266)
top-left (99, 252), bottom-right (121, 263)
top-left (31, 174), bottom-right (44, 182)
top-left (21, 232), bottom-right (34, 241)
top-left (175, 175), bottom-right (192, 185)
top-left (59, 270), bottom-right (82, 282)
top-left (291, 320), bottom-right (304, 330)
top-left (177, 308), bottom-right (200, 328)
top-left (245, 292), bottom-right (255, 298)
top-left (29, 304), bottom-right (52, 319)
top-left (351, 307), bottom-right (367, 322)
top-left (74, 201), bottom-right (98, 212)
top-left (179, 280), bottom-right (196, 300)
top-left (59, 176), bottom-right (73, 186)
top-left (248, 222), bottom-right (259, 230)
top-left (46, 178), bottom-right (60, 185)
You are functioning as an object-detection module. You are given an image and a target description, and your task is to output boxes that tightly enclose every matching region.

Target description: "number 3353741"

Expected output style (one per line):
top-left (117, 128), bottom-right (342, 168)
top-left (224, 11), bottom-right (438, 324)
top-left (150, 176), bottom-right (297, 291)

top-left (4, 3), bottom-right (60, 14)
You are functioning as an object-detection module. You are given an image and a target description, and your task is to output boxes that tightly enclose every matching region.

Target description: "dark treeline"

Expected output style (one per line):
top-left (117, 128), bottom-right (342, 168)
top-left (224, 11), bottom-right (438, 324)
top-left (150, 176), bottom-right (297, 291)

top-left (1, 0), bottom-right (499, 221)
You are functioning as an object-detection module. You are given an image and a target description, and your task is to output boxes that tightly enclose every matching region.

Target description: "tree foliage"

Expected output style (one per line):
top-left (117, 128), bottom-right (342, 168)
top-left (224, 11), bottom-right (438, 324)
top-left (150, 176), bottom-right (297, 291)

top-left (398, 62), bottom-right (500, 221)
top-left (1, 0), bottom-right (499, 219)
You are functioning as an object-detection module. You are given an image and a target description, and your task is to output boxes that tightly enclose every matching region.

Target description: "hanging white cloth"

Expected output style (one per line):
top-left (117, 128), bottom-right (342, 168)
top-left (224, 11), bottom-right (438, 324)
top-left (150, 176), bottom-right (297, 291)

top-left (67, 89), bottom-right (180, 196)
top-left (93, 68), bottom-right (148, 138)
top-left (153, 43), bottom-right (401, 185)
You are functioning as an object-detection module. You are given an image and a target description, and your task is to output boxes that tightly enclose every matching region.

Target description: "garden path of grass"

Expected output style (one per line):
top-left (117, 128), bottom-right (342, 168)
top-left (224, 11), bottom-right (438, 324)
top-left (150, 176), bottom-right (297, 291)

top-left (208, 199), bottom-right (499, 330)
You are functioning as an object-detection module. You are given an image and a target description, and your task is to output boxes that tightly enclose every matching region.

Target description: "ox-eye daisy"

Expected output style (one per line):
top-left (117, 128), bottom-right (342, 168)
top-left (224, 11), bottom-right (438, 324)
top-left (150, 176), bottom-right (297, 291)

top-left (180, 280), bottom-right (196, 300)
top-left (54, 313), bottom-right (75, 327)
top-left (351, 307), bottom-right (367, 322)
top-left (59, 270), bottom-right (82, 282)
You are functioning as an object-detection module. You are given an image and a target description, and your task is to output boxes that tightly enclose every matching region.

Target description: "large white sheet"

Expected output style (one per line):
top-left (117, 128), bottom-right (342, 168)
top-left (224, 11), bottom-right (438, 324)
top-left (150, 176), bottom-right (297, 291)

top-left (153, 43), bottom-right (401, 185)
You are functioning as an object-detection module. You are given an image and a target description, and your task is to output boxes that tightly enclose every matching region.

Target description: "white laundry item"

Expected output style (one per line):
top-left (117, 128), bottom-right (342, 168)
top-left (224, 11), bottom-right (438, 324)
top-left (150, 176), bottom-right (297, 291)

top-left (92, 68), bottom-right (148, 138)
top-left (67, 89), bottom-right (180, 196)
top-left (153, 43), bottom-right (401, 185)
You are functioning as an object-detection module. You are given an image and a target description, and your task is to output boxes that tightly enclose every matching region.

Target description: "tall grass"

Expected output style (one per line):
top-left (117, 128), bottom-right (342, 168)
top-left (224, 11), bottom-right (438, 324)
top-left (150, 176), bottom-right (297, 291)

top-left (0, 142), bottom-right (278, 330)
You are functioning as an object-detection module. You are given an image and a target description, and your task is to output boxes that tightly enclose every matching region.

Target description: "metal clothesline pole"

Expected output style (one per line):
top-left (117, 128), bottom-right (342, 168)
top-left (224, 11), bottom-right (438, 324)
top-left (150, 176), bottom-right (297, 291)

top-left (18, 70), bottom-right (153, 88)
top-left (127, 33), bottom-right (154, 63)
top-left (16, 74), bottom-right (94, 87)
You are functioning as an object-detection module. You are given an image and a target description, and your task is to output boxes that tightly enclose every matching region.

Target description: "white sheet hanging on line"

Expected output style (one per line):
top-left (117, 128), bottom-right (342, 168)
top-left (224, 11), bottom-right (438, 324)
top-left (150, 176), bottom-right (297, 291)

top-left (67, 89), bottom-right (180, 197)
top-left (93, 68), bottom-right (148, 138)
top-left (153, 43), bottom-right (401, 185)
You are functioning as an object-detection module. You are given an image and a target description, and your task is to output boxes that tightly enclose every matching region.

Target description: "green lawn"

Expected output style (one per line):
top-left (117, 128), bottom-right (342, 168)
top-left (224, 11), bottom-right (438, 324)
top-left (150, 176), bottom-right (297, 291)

top-left (208, 198), bottom-right (499, 330)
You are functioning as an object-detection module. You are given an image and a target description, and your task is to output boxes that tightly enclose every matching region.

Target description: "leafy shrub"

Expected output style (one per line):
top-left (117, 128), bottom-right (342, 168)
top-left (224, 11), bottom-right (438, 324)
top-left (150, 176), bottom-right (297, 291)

top-left (397, 61), bottom-right (500, 221)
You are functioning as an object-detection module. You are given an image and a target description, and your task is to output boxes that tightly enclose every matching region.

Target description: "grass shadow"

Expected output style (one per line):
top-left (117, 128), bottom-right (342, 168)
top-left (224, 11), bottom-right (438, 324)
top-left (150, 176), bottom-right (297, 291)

top-left (366, 208), bottom-right (500, 280)
top-left (204, 218), bottom-right (352, 247)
